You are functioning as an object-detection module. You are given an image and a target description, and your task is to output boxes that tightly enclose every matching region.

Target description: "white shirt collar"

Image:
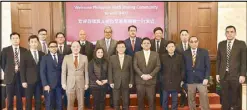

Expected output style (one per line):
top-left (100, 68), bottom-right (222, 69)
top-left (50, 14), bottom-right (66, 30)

top-left (12, 45), bottom-right (19, 49)
top-left (105, 38), bottom-right (111, 41)
top-left (50, 53), bottom-right (57, 56)
top-left (130, 37), bottom-right (136, 41)
top-left (191, 48), bottom-right (197, 54)
top-left (30, 49), bottom-right (38, 52)
top-left (40, 40), bottom-right (46, 44)
top-left (118, 54), bottom-right (125, 57)
top-left (58, 44), bottom-right (64, 47)
top-left (80, 40), bottom-right (86, 44)
top-left (143, 50), bottom-right (151, 53)
top-left (227, 38), bottom-right (235, 43)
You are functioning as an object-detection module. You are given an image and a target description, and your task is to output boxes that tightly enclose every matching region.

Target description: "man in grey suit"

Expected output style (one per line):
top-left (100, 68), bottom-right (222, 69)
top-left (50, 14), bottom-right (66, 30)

top-left (134, 37), bottom-right (161, 110)
top-left (61, 41), bottom-right (89, 110)
top-left (216, 25), bottom-right (246, 110)
top-left (108, 41), bottom-right (134, 110)
top-left (95, 26), bottom-right (117, 107)
top-left (95, 26), bottom-right (118, 60)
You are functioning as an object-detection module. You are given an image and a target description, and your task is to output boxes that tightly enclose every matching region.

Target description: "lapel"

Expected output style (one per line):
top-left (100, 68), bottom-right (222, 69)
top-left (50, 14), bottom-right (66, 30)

top-left (69, 54), bottom-right (77, 69)
top-left (109, 39), bottom-right (115, 54)
top-left (116, 55), bottom-right (121, 69)
top-left (142, 50), bottom-right (152, 67)
top-left (49, 53), bottom-right (57, 67)
top-left (159, 39), bottom-right (165, 53)
top-left (28, 50), bottom-right (37, 65)
top-left (221, 41), bottom-right (227, 59)
top-left (134, 37), bottom-right (140, 51)
top-left (78, 54), bottom-right (83, 69)
top-left (127, 38), bottom-right (134, 52)
top-left (101, 39), bottom-right (107, 52)
top-left (9, 46), bottom-right (14, 62)
top-left (116, 54), bottom-right (127, 70)
top-left (188, 49), bottom-right (193, 66)
top-left (151, 39), bottom-right (156, 51)
top-left (230, 39), bottom-right (237, 59)
top-left (195, 49), bottom-right (200, 67)
top-left (147, 51), bottom-right (152, 67)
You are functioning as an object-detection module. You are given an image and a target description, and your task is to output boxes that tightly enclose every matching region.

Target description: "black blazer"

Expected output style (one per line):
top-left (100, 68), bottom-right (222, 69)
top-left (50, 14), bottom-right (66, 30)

top-left (20, 50), bottom-right (45, 84)
top-left (150, 38), bottom-right (168, 55)
top-left (78, 40), bottom-right (94, 62)
top-left (216, 39), bottom-right (247, 80)
top-left (62, 44), bottom-right (72, 55)
top-left (176, 42), bottom-right (190, 55)
top-left (0, 46), bottom-right (27, 84)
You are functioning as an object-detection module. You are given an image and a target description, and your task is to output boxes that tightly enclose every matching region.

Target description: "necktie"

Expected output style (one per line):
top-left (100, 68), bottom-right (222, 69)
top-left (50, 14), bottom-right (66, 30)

top-left (14, 48), bottom-right (19, 68)
top-left (53, 55), bottom-right (58, 66)
top-left (156, 40), bottom-right (160, 52)
top-left (74, 56), bottom-right (78, 69)
top-left (226, 41), bottom-right (232, 70)
top-left (184, 43), bottom-right (187, 51)
top-left (81, 42), bottom-right (86, 55)
top-left (59, 46), bottom-right (63, 54)
top-left (33, 51), bottom-right (38, 64)
top-left (106, 39), bottom-right (110, 52)
top-left (43, 42), bottom-right (47, 54)
top-left (192, 50), bottom-right (196, 67)
top-left (131, 39), bottom-right (135, 51)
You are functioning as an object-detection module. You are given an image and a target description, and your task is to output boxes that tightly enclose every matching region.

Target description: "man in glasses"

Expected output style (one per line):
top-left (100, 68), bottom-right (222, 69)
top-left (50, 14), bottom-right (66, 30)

top-left (183, 36), bottom-right (210, 110)
top-left (40, 41), bottom-right (64, 110)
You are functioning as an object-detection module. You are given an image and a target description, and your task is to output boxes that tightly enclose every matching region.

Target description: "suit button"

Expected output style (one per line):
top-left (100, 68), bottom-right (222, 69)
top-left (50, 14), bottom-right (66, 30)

top-left (193, 70), bottom-right (195, 72)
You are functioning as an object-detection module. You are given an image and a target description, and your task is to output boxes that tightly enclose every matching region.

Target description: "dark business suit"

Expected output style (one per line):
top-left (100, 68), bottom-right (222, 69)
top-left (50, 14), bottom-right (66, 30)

top-left (133, 50), bottom-right (161, 110)
top-left (40, 53), bottom-right (64, 110)
top-left (108, 55), bottom-right (134, 110)
top-left (176, 42), bottom-right (190, 55)
top-left (58, 44), bottom-right (71, 55)
top-left (0, 46), bottom-right (27, 110)
top-left (124, 37), bottom-right (142, 57)
top-left (78, 40), bottom-right (94, 108)
top-left (20, 50), bottom-right (45, 110)
top-left (216, 39), bottom-right (246, 110)
top-left (150, 38), bottom-right (167, 106)
top-left (183, 48), bottom-right (210, 110)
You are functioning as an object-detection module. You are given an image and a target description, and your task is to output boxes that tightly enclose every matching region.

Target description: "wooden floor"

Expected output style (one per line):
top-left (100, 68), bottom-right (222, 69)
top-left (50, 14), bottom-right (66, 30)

top-left (2, 93), bottom-right (222, 110)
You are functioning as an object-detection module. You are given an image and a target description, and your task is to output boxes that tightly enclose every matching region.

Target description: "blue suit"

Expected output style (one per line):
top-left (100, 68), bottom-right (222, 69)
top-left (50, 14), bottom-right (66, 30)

top-left (124, 37), bottom-right (142, 56)
top-left (40, 53), bottom-right (64, 110)
top-left (183, 48), bottom-right (210, 84)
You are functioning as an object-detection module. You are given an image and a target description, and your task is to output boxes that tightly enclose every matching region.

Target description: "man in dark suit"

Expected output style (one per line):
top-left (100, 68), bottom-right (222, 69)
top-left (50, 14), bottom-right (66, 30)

top-left (55, 32), bottom-right (71, 55)
top-left (176, 29), bottom-right (190, 107)
top-left (55, 32), bottom-right (71, 108)
top-left (124, 25), bottom-right (142, 57)
top-left (38, 28), bottom-right (49, 54)
top-left (108, 41), bottom-right (134, 110)
top-left (78, 30), bottom-right (94, 109)
top-left (216, 25), bottom-right (246, 110)
top-left (20, 35), bottom-right (45, 110)
top-left (0, 32), bottom-right (27, 110)
top-left (40, 41), bottom-right (64, 110)
top-left (95, 26), bottom-right (118, 108)
top-left (134, 37), bottom-right (161, 110)
top-left (183, 36), bottom-right (210, 110)
top-left (150, 27), bottom-right (167, 106)
top-left (176, 30), bottom-right (190, 54)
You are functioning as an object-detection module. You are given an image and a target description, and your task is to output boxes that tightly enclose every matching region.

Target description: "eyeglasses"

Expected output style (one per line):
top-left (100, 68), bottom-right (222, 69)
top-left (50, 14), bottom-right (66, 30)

top-left (49, 46), bottom-right (57, 48)
top-left (104, 31), bottom-right (112, 33)
top-left (190, 40), bottom-right (198, 43)
top-left (39, 34), bottom-right (47, 36)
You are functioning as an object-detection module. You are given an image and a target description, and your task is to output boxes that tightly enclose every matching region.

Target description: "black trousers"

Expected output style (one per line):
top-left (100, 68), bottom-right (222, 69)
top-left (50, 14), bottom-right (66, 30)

top-left (220, 72), bottom-right (242, 110)
top-left (6, 73), bottom-right (23, 110)
top-left (113, 85), bottom-right (129, 110)
top-left (91, 87), bottom-right (107, 110)
top-left (25, 82), bottom-right (42, 110)
top-left (1, 83), bottom-right (6, 109)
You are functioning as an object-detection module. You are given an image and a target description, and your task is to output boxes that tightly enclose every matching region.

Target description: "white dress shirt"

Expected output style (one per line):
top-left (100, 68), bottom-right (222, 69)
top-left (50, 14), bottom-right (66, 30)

top-left (118, 54), bottom-right (125, 69)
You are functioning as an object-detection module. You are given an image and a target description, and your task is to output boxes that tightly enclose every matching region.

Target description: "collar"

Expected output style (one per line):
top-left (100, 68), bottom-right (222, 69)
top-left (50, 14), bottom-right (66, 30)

top-left (130, 37), bottom-right (136, 41)
top-left (191, 48), bottom-right (197, 53)
top-left (40, 40), bottom-right (46, 44)
top-left (58, 44), bottom-right (64, 47)
top-left (12, 45), bottom-right (19, 49)
top-left (105, 38), bottom-right (111, 41)
top-left (227, 38), bottom-right (235, 43)
top-left (30, 49), bottom-right (38, 52)
top-left (143, 50), bottom-right (151, 53)
top-left (118, 54), bottom-right (125, 57)
top-left (50, 53), bottom-right (57, 56)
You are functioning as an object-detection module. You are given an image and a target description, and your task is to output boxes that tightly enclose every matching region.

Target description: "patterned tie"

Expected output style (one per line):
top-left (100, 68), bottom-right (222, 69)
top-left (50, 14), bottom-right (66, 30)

top-left (74, 56), bottom-right (78, 69)
top-left (226, 41), bottom-right (231, 71)
top-left (14, 48), bottom-right (19, 68)
top-left (43, 42), bottom-right (47, 54)
top-left (33, 51), bottom-right (38, 64)
top-left (53, 55), bottom-right (58, 66)
top-left (192, 50), bottom-right (196, 67)
top-left (156, 40), bottom-right (160, 52)
top-left (131, 39), bottom-right (135, 51)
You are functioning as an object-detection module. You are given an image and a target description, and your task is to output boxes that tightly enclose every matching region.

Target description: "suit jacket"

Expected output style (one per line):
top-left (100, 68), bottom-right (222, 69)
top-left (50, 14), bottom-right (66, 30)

top-left (108, 55), bottom-right (134, 89)
top-left (133, 51), bottom-right (161, 85)
top-left (40, 53), bottom-right (64, 89)
top-left (0, 46), bottom-right (27, 84)
top-left (183, 48), bottom-right (210, 84)
top-left (150, 38), bottom-right (168, 55)
top-left (95, 38), bottom-right (117, 59)
top-left (38, 40), bottom-right (48, 54)
top-left (124, 37), bottom-right (142, 56)
top-left (61, 54), bottom-right (89, 90)
top-left (58, 44), bottom-right (71, 55)
top-left (216, 39), bottom-right (246, 80)
top-left (20, 50), bottom-right (45, 84)
top-left (78, 40), bottom-right (94, 62)
top-left (176, 42), bottom-right (190, 55)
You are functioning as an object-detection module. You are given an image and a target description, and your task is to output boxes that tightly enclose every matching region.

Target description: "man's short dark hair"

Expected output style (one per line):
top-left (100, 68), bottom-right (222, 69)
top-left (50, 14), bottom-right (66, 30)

top-left (141, 37), bottom-right (151, 44)
top-left (153, 27), bottom-right (163, 34)
top-left (38, 28), bottom-right (47, 34)
top-left (116, 40), bottom-right (126, 47)
top-left (48, 41), bottom-right (57, 46)
top-left (225, 25), bottom-right (236, 32)
top-left (189, 36), bottom-right (198, 41)
top-left (28, 35), bottom-right (39, 42)
top-left (10, 32), bottom-right (20, 39)
top-left (166, 40), bottom-right (176, 47)
top-left (55, 32), bottom-right (65, 38)
top-left (180, 30), bottom-right (189, 34)
top-left (128, 25), bottom-right (137, 31)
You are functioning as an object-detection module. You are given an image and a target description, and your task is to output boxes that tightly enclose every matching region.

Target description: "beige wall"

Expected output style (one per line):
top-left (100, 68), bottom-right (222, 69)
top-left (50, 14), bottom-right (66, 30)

top-left (217, 2), bottom-right (247, 44)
